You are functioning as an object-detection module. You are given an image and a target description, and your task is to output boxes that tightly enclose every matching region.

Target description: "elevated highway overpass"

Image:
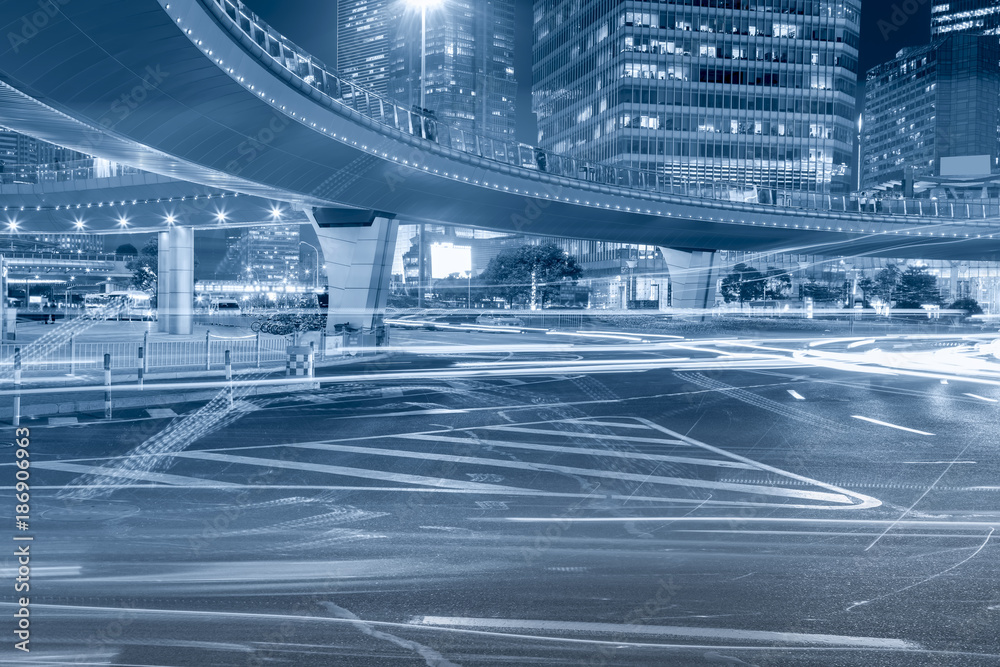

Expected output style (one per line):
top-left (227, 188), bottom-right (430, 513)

top-left (2, 0), bottom-right (1000, 332)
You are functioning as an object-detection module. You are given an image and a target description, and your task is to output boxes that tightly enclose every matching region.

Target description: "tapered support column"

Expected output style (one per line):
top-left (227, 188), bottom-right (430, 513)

top-left (308, 211), bottom-right (398, 332)
top-left (163, 226), bottom-right (194, 335)
top-left (157, 231), bottom-right (171, 332)
top-left (659, 248), bottom-right (719, 309)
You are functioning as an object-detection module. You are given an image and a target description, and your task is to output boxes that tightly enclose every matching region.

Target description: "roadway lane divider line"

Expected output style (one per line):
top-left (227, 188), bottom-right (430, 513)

top-left (787, 390), bottom-right (805, 400)
top-left (850, 416), bottom-right (934, 436)
top-left (964, 393), bottom-right (998, 403)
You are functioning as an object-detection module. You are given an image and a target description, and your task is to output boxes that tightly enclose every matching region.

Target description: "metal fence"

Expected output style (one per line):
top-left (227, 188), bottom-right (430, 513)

top-left (0, 334), bottom-right (291, 373)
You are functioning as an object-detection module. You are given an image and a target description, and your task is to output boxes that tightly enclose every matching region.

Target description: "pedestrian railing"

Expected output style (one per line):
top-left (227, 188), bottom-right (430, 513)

top-left (0, 333), bottom-right (291, 373)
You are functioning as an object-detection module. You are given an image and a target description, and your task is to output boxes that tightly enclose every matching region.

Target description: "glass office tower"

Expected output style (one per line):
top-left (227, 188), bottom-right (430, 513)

top-left (931, 0), bottom-right (1000, 36)
top-left (337, 0), bottom-right (394, 96)
top-left (389, 0), bottom-right (517, 141)
top-left (532, 0), bottom-right (860, 193)
top-left (862, 35), bottom-right (1000, 190)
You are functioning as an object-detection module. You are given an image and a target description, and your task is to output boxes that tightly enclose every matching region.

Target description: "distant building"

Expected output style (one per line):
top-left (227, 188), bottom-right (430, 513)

top-left (238, 225), bottom-right (301, 283)
top-left (0, 128), bottom-right (86, 183)
top-left (0, 233), bottom-right (102, 254)
top-left (337, 0), bottom-right (394, 96)
top-left (931, 0), bottom-right (1000, 38)
top-left (532, 0), bottom-right (861, 193)
top-left (387, 0), bottom-right (517, 141)
top-left (861, 35), bottom-right (1000, 191)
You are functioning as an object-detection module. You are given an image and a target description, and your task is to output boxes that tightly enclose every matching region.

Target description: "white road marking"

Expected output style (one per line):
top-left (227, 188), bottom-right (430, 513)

top-left (476, 425), bottom-right (688, 445)
top-left (33, 461), bottom-right (240, 487)
top-left (396, 433), bottom-right (756, 469)
top-left (411, 617), bottom-right (917, 649)
top-left (636, 418), bottom-right (881, 509)
top-left (282, 441), bottom-right (854, 505)
top-left (169, 451), bottom-right (521, 492)
top-left (964, 393), bottom-right (998, 403)
top-left (851, 416), bottom-right (934, 436)
top-left (846, 339), bottom-right (876, 349)
top-left (787, 390), bottom-right (805, 400)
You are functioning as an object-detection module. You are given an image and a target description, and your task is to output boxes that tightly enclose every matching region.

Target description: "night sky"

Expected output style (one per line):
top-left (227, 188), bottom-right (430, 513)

top-left (104, 1), bottom-right (932, 260)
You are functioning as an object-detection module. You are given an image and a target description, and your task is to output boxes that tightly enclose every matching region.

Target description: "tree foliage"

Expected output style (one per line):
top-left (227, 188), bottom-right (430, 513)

top-left (763, 266), bottom-right (792, 300)
top-left (126, 238), bottom-right (158, 292)
top-left (949, 297), bottom-right (983, 316)
top-left (894, 266), bottom-right (942, 308)
top-left (480, 243), bottom-right (583, 307)
top-left (872, 264), bottom-right (902, 302)
top-left (801, 281), bottom-right (841, 302)
top-left (720, 263), bottom-right (764, 305)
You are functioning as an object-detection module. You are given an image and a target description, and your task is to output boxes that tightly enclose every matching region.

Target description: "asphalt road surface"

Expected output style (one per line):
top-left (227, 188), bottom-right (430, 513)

top-left (2, 331), bottom-right (999, 666)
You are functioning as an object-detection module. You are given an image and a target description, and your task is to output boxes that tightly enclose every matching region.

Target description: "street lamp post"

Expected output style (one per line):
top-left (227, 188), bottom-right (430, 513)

top-left (406, 0), bottom-right (442, 309)
top-left (299, 241), bottom-right (320, 289)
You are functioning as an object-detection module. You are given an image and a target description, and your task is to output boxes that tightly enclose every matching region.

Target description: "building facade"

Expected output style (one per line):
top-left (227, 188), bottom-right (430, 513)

top-left (337, 0), bottom-right (394, 96)
top-left (0, 129), bottom-right (86, 183)
top-left (236, 225), bottom-right (302, 283)
top-left (532, 0), bottom-right (860, 193)
top-left (931, 0), bottom-right (1000, 37)
top-left (388, 0), bottom-right (517, 141)
top-left (861, 35), bottom-right (1000, 190)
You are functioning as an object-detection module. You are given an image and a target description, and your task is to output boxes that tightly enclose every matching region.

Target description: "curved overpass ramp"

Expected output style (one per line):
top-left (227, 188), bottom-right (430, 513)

top-left (0, 0), bottom-right (999, 260)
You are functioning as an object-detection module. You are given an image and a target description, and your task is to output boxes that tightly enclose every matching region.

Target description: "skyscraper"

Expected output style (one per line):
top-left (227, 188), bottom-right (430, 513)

top-left (862, 35), bottom-right (1000, 190)
top-left (337, 0), bottom-right (394, 96)
top-left (532, 1), bottom-right (861, 193)
top-left (931, 0), bottom-right (1000, 37)
top-left (387, 0), bottom-right (517, 141)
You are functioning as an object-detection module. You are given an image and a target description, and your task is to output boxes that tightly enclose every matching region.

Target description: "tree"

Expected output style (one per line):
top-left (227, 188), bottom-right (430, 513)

top-left (763, 266), bottom-right (792, 300)
top-left (126, 238), bottom-right (158, 292)
top-left (857, 276), bottom-right (875, 306)
top-left (115, 243), bottom-right (138, 256)
top-left (720, 263), bottom-right (764, 306)
top-left (895, 266), bottom-right (942, 308)
top-left (872, 264), bottom-right (902, 303)
top-left (949, 297), bottom-right (983, 316)
top-left (481, 243), bottom-right (583, 307)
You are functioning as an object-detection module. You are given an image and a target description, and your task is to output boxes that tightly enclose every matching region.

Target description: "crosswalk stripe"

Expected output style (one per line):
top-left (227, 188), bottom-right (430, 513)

top-left (395, 434), bottom-right (755, 470)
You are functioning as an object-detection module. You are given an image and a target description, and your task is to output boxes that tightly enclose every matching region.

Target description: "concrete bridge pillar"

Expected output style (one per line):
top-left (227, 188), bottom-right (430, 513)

top-left (308, 209), bottom-right (398, 332)
top-left (157, 226), bottom-right (194, 335)
top-left (659, 248), bottom-right (719, 309)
